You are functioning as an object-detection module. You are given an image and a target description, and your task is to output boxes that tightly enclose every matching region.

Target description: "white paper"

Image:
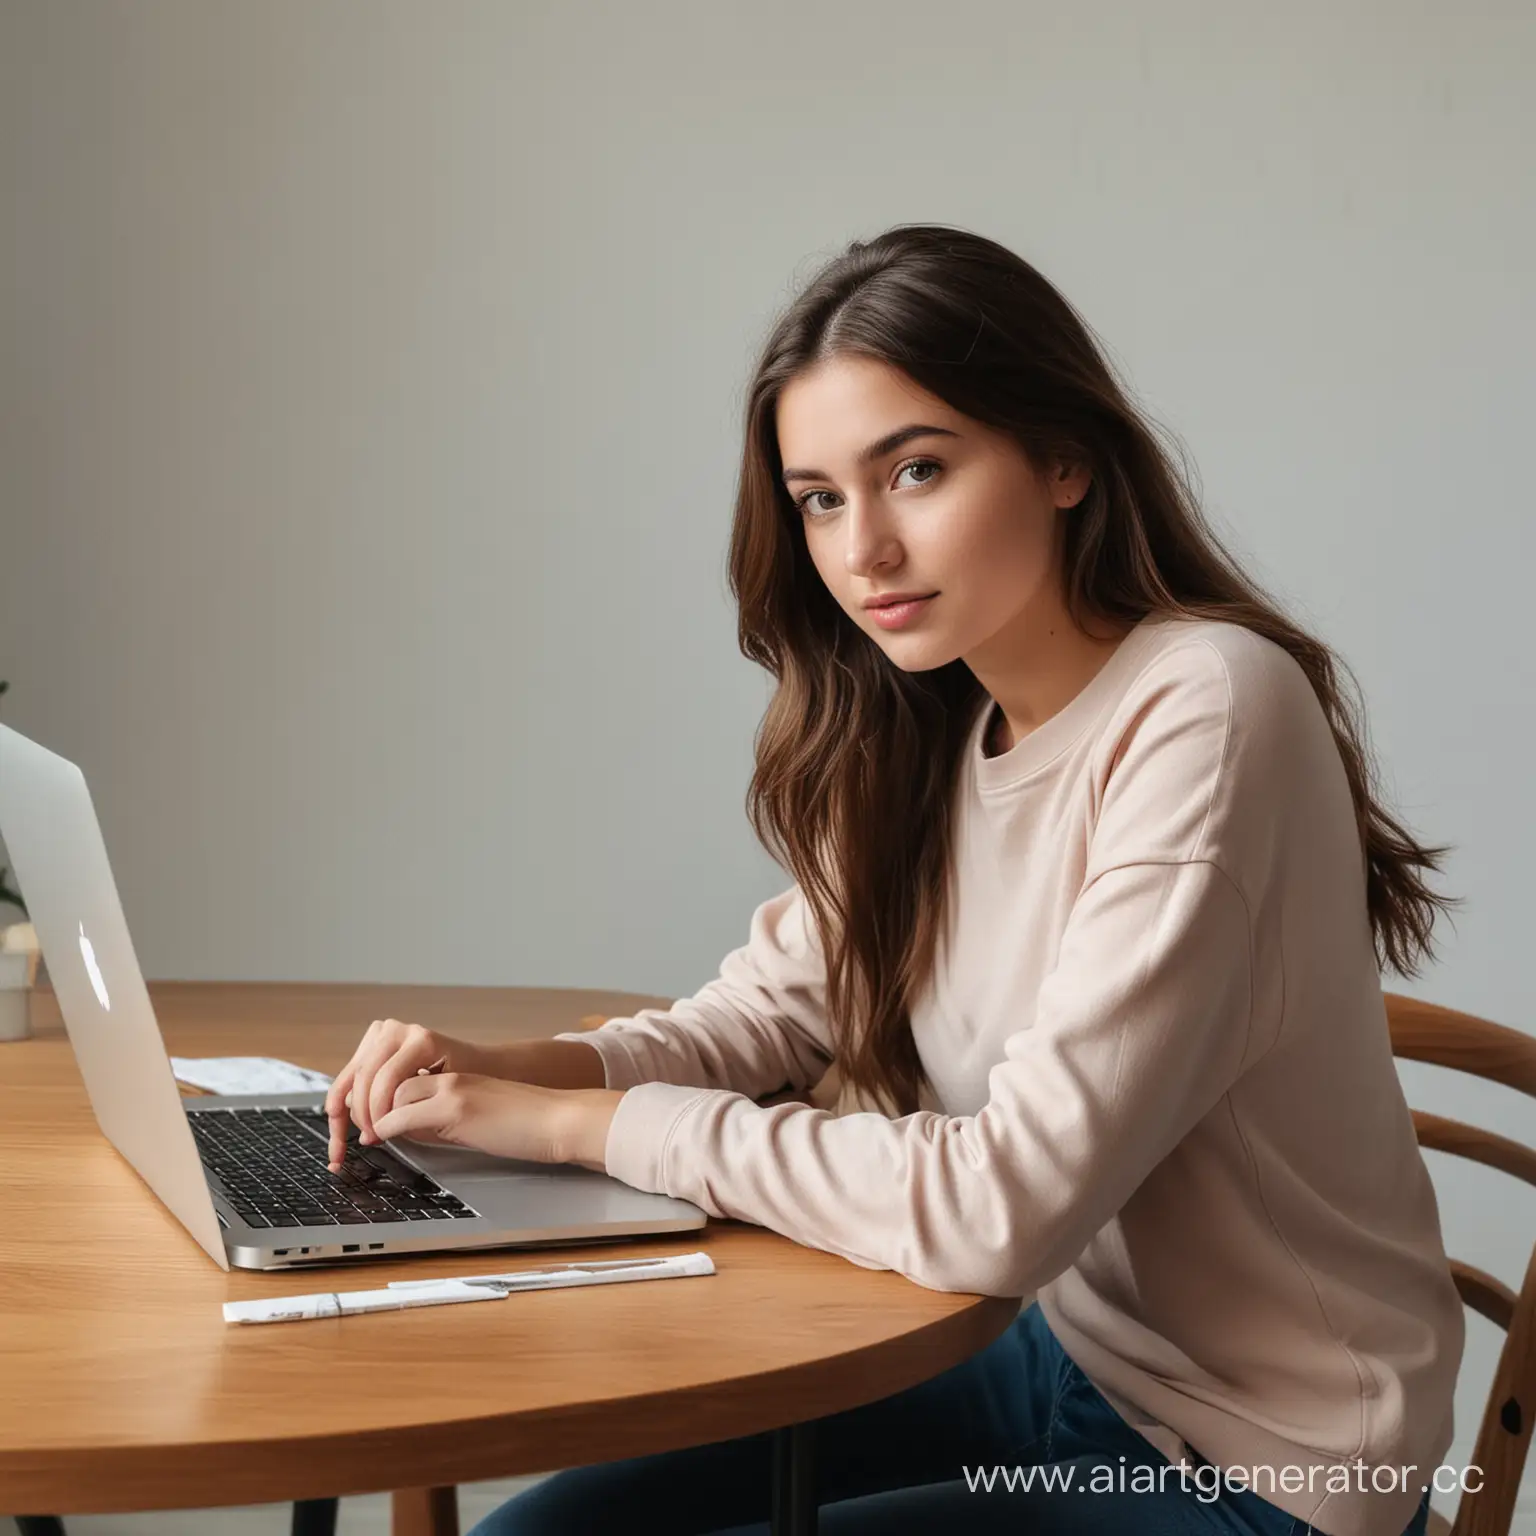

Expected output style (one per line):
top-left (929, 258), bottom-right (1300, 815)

top-left (170, 1056), bottom-right (334, 1096)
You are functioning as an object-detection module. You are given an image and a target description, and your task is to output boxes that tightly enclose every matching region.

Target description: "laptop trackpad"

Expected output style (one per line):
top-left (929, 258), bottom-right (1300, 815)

top-left (384, 1137), bottom-right (557, 1182)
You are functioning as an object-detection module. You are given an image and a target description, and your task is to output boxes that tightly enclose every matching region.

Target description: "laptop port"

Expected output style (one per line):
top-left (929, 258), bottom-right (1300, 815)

top-left (274, 1248), bottom-right (289, 1256)
top-left (369, 1243), bottom-right (384, 1250)
top-left (342, 1244), bottom-right (360, 1253)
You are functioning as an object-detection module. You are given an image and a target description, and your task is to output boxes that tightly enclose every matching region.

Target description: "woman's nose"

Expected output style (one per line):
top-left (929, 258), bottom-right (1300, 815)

top-left (841, 499), bottom-right (902, 576)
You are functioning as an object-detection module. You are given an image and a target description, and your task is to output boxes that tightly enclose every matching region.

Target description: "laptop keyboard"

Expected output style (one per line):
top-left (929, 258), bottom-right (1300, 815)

top-left (188, 1105), bottom-right (480, 1230)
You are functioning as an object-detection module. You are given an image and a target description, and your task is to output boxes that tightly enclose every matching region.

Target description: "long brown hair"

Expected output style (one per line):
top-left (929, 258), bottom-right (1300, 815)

top-left (727, 224), bottom-right (1459, 1117)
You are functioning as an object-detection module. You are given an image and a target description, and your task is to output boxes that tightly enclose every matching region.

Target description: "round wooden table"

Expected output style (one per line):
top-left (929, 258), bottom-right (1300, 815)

top-left (0, 982), bottom-right (1018, 1535)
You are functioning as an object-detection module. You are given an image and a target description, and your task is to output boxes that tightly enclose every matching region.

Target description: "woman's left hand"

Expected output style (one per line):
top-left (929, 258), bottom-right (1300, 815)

top-left (369, 1074), bottom-right (625, 1172)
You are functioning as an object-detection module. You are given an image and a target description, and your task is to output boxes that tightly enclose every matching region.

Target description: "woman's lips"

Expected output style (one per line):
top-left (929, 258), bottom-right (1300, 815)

top-left (866, 594), bottom-right (936, 630)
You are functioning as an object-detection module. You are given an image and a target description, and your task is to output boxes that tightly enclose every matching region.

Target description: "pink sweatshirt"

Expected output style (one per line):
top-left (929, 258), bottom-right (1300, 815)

top-left (555, 615), bottom-right (1464, 1536)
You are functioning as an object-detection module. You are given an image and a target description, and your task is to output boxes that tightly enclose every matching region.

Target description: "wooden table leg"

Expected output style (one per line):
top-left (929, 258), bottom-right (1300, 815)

top-left (771, 1422), bottom-right (817, 1535)
top-left (291, 1497), bottom-right (338, 1536)
top-left (391, 1485), bottom-right (459, 1536)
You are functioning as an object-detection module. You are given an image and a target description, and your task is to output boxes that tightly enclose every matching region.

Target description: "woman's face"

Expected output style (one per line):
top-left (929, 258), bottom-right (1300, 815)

top-left (775, 354), bottom-right (1089, 674)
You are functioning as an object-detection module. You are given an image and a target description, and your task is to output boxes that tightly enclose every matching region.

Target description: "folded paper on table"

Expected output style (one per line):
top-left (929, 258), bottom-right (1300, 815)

top-left (169, 1056), bottom-right (334, 1096)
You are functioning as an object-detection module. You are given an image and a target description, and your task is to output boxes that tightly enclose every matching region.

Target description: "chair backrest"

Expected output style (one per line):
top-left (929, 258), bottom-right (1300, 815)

top-left (1386, 991), bottom-right (1536, 1536)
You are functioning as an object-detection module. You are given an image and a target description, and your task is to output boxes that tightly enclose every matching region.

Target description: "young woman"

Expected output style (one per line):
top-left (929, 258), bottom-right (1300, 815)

top-left (326, 225), bottom-right (1464, 1536)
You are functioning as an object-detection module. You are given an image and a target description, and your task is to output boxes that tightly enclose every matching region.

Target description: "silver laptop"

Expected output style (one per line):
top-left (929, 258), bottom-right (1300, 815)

top-left (0, 722), bottom-right (706, 1270)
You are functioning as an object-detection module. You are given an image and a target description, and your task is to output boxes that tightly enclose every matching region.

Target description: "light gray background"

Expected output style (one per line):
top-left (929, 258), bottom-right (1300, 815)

top-left (1, 2), bottom-right (1531, 1529)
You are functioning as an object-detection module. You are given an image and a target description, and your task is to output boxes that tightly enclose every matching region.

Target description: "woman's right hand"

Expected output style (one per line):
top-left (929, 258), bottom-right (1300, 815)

top-left (324, 1019), bottom-right (495, 1168)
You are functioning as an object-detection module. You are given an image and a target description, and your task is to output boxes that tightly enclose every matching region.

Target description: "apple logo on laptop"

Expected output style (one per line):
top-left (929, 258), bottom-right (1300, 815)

top-left (78, 922), bottom-right (111, 1012)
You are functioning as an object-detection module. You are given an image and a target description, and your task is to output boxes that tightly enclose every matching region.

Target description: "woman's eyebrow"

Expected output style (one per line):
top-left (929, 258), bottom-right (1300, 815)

top-left (781, 424), bottom-right (959, 485)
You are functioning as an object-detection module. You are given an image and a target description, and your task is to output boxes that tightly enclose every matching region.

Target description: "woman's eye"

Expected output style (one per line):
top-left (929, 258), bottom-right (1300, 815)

top-left (896, 458), bottom-right (941, 490)
top-left (795, 458), bottom-right (942, 517)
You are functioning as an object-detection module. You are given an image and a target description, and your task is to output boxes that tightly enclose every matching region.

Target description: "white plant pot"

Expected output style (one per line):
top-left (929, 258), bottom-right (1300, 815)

top-left (0, 950), bottom-right (33, 1041)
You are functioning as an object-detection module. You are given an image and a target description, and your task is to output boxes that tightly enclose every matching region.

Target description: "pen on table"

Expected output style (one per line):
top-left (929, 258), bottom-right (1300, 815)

top-left (222, 1251), bottom-right (716, 1324)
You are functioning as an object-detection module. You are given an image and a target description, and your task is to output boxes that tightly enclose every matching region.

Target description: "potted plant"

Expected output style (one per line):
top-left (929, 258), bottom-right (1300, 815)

top-left (0, 678), bottom-right (41, 1040)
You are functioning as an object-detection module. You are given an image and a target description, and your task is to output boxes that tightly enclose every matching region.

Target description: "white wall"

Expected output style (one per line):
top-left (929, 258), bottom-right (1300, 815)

top-left (1, 0), bottom-right (1531, 1523)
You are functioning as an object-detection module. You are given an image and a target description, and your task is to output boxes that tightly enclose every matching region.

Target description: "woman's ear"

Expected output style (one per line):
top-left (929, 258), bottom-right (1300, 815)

top-left (1050, 457), bottom-right (1092, 510)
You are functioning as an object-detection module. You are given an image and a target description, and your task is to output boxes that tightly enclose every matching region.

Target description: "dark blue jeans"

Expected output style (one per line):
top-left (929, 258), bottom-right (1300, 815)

top-left (466, 1302), bottom-right (1433, 1535)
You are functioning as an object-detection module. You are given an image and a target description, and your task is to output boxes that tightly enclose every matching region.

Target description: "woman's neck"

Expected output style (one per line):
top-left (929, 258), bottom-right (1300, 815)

top-left (972, 613), bottom-right (1138, 758)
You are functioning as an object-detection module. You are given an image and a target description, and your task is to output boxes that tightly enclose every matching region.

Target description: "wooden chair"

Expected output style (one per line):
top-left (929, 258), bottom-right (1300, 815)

top-left (1386, 992), bottom-right (1536, 1536)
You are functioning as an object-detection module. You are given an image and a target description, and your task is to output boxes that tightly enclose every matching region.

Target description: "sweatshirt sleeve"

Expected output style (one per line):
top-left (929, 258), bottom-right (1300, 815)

top-left (604, 858), bottom-right (1255, 1295)
top-left (550, 883), bottom-right (834, 1098)
top-left (601, 642), bottom-right (1276, 1297)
